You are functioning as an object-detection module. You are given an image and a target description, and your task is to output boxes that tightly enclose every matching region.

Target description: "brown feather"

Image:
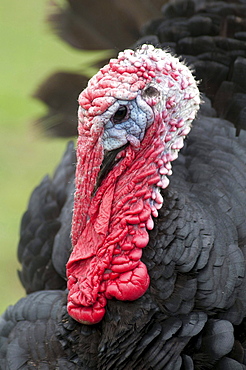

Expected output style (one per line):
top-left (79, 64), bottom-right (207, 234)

top-left (48, 0), bottom-right (166, 50)
top-left (33, 71), bottom-right (88, 137)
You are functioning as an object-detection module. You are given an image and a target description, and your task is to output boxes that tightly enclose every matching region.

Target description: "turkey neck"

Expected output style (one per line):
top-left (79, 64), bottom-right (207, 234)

top-left (66, 110), bottom-right (175, 324)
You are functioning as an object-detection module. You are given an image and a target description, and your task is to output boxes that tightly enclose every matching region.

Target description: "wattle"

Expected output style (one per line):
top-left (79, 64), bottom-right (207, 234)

top-left (67, 114), bottom-right (166, 324)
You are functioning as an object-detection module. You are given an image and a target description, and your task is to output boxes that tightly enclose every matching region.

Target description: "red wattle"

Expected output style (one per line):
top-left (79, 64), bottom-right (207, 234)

top-left (67, 294), bottom-right (106, 325)
top-left (67, 118), bottom-right (164, 324)
top-left (105, 261), bottom-right (150, 300)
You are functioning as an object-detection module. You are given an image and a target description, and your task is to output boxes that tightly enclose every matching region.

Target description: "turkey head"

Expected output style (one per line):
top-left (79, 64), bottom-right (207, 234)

top-left (66, 44), bottom-right (200, 324)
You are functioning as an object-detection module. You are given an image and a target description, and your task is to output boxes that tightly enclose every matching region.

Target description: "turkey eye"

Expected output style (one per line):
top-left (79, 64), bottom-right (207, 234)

top-left (112, 106), bottom-right (128, 124)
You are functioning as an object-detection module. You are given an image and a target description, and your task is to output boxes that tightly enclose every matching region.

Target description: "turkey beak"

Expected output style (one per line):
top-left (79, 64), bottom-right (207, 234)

top-left (94, 144), bottom-right (128, 193)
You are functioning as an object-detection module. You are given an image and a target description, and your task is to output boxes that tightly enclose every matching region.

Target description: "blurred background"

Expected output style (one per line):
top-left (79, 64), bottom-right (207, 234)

top-left (0, 0), bottom-right (107, 313)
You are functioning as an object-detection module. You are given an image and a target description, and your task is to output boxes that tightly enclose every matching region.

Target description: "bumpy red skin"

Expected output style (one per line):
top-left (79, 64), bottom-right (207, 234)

top-left (66, 45), bottom-right (200, 324)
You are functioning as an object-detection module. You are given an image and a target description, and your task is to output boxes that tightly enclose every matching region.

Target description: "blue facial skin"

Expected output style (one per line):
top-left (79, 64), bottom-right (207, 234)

top-left (102, 96), bottom-right (154, 151)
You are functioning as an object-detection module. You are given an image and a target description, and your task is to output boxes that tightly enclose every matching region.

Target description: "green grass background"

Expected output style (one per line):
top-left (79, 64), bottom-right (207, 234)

top-left (0, 1), bottom-right (109, 313)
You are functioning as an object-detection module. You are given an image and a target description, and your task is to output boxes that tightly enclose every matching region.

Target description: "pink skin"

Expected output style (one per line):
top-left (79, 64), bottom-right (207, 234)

top-left (66, 45), bottom-right (200, 324)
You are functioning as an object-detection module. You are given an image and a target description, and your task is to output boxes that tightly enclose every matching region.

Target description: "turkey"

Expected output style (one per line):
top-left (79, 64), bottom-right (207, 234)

top-left (1, 0), bottom-right (246, 369)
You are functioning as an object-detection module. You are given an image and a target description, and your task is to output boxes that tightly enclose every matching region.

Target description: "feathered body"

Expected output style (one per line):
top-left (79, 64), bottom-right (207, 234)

top-left (1, 0), bottom-right (246, 369)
